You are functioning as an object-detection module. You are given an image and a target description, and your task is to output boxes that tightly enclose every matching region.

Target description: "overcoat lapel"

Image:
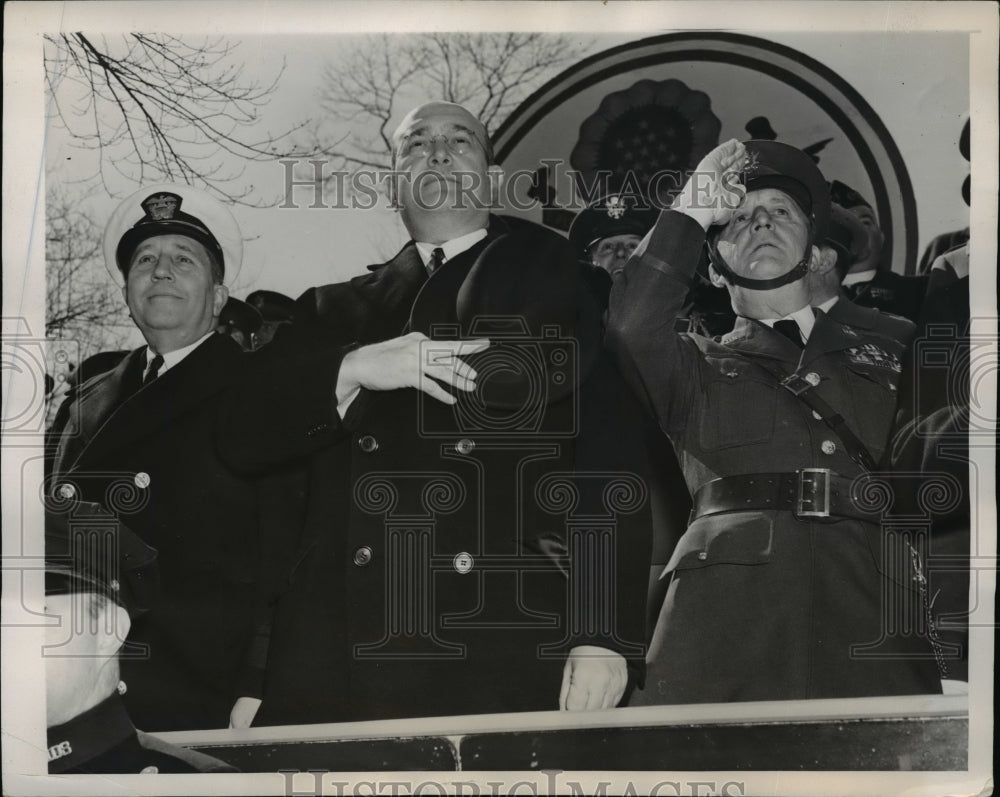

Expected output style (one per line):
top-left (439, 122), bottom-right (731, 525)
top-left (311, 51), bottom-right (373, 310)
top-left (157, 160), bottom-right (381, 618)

top-left (69, 335), bottom-right (240, 471)
top-left (53, 349), bottom-right (144, 476)
top-left (353, 244), bottom-right (429, 340)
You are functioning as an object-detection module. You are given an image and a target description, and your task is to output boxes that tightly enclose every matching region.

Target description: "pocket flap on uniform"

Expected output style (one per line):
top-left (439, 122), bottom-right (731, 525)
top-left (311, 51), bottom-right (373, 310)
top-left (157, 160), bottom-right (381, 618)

top-left (661, 511), bottom-right (774, 576)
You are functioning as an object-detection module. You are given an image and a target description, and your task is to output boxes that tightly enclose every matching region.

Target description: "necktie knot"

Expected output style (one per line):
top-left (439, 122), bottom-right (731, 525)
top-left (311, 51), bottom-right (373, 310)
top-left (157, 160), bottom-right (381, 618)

top-left (773, 319), bottom-right (804, 348)
top-left (429, 247), bottom-right (445, 274)
top-left (143, 354), bottom-right (164, 386)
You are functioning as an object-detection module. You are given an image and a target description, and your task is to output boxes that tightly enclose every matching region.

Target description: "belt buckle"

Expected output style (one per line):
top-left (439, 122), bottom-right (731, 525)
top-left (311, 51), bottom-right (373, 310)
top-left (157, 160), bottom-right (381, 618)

top-left (781, 373), bottom-right (814, 396)
top-left (796, 468), bottom-right (831, 518)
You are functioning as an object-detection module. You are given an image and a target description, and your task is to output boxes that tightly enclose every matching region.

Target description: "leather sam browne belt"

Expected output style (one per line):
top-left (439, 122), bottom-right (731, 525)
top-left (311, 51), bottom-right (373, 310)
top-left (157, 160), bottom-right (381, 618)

top-left (691, 469), bottom-right (882, 523)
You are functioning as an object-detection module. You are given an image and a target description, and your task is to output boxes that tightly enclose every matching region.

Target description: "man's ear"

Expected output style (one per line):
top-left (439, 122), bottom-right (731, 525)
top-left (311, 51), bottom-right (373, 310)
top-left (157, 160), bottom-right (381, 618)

top-left (708, 264), bottom-right (727, 289)
top-left (812, 245), bottom-right (837, 275)
top-left (213, 284), bottom-right (229, 318)
top-left (96, 602), bottom-right (131, 657)
top-left (487, 165), bottom-right (504, 208)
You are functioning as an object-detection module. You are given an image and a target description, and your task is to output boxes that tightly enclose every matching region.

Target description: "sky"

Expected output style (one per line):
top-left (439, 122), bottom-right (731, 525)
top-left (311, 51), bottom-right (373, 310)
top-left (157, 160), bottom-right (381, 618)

top-left (9, 2), bottom-right (999, 357)
top-left (38, 18), bottom-right (978, 323)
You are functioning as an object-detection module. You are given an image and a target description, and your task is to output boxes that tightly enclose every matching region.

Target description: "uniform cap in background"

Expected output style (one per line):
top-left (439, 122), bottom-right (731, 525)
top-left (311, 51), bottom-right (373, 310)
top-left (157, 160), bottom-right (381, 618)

top-left (246, 290), bottom-right (297, 324)
top-left (828, 179), bottom-right (872, 213)
top-left (218, 297), bottom-right (263, 338)
top-left (825, 202), bottom-right (869, 277)
top-left (568, 195), bottom-right (656, 258)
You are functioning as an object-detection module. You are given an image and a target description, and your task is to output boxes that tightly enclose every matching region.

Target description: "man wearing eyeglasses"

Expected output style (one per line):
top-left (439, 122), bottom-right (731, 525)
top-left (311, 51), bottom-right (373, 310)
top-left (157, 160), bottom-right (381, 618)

top-left (220, 102), bottom-right (651, 724)
top-left (569, 196), bottom-right (654, 277)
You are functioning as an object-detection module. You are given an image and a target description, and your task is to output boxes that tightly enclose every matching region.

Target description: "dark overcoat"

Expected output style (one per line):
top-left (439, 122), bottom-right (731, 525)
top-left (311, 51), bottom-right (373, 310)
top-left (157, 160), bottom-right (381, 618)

top-left (220, 217), bottom-right (652, 724)
top-left (47, 333), bottom-right (306, 731)
top-left (608, 210), bottom-right (943, 704)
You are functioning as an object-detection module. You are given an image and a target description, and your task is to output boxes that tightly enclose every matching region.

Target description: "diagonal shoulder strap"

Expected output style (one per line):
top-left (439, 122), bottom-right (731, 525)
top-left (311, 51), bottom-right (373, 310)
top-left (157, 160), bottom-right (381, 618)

top-left (750, 358), bottom-right (878, 470)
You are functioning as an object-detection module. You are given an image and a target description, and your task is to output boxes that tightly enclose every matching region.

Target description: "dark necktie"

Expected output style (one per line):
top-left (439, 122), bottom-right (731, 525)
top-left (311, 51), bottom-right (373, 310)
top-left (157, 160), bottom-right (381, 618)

top-left (142, 354), bottom-right (164, 386)
top-left (428, 247), bottom-right (445, 274)
top-left (773, 319), bottom-right (804, 348)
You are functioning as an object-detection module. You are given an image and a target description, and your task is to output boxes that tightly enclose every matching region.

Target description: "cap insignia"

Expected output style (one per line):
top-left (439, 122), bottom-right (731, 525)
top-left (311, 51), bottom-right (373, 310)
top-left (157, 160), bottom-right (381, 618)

top-left (743, 149), bottom-right (761, 178)
top-left (605, 196), bottom-right (626, 219)
top-left (142, 192), bottom-right (181, 221)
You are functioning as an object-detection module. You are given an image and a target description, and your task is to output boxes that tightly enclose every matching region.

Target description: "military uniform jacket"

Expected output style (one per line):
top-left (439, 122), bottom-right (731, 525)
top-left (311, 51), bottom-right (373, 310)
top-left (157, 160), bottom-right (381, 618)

top-left (47, 334), bottom-right (306, 731)
top-left (607, 210), bottom-right (941, 704)
top-left (844, 268), bottom-right (930, 323)
top-left (219, 217), bottom-right (652, 724)
top-left (48, 694), bottom-right (236, 774)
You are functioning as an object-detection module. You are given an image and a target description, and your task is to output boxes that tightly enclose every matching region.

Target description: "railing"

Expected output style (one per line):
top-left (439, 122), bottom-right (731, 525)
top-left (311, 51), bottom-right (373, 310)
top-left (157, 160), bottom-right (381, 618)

top-left (155, 693), bottom-right (968, 772)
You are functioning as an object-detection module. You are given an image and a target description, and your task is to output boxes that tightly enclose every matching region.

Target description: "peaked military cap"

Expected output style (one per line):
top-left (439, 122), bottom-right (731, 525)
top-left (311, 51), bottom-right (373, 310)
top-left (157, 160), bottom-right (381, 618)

top-left (825, 202), bottom-right (868, 274)
top-left (219, 297), bottom-right (263, 338)
top-left (568, 195), bottom-right (656, 257)
top-left (246, 290), bottom-right (297, 323)
top-left (741, 140), bottom-right (832, 239)
top-left (104, 183), bottom-right (243, 283)
top-left (828, 179), bottom-right (873, 212)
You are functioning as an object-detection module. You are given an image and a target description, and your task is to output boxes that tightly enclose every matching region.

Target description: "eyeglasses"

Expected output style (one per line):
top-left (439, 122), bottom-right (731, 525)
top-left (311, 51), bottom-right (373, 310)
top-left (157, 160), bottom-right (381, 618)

top-left (400, 132), bottom-right (476, 157)
top-left (594, 239), bottom-right (640, 258)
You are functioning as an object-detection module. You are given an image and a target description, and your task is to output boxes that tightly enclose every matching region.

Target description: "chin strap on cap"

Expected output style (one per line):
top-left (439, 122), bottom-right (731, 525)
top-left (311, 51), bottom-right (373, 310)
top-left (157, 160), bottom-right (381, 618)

top-left (706, 234), bottom-right (811, 291)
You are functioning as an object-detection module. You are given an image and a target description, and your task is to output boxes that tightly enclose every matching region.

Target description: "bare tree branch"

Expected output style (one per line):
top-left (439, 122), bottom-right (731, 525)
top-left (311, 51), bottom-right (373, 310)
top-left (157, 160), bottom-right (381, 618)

top-left (44, 33), bottom-right (310, 205)
top-left (306, 33), bottom-right (589, 185)
top-left (45, 186), bottom-right (134, 358)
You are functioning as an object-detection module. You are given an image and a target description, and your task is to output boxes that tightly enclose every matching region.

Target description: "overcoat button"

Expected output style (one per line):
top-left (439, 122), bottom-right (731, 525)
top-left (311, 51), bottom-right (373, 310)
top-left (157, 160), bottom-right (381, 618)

top-left (888, 383), bottom-right (898, 392)
top-left (353, 546), bottom-right (374, 566)
top-left (57, 483), bottom-right (76, 499)
top-left (812, 411), bottom-right (823, 420)
top-left (134, 472), bottom-right (151, 489)
top-left (821, 440), bottom-right (837, 455)
top-left (358, 435), bottom-right (379, 453)
top-left (455, 438), bottom-right (475, 455)
top-left (804, 372), bottom-right (821, 386)
top-left (140, 766), bottom-right (159, 774)
top-left (697, 551), bottom-right (708, 561)
top-left (453, 552), bottom-right (474, 573)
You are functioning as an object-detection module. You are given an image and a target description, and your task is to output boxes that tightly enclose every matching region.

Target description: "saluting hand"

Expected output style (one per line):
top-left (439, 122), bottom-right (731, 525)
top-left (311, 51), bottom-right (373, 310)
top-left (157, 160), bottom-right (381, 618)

top-left (672, 138), bottom-right (747, 231)
top-left (338, 332), bottom-right (490, 406)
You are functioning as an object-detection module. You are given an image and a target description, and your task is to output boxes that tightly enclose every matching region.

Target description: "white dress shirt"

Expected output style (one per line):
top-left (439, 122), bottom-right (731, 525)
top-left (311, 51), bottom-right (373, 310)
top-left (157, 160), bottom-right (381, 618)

top-left (144, 331), bottom-right (215, 380)
top-left (337, 228), bottom-right (490, 417)
top-left (414, 228), bottom-right (489, 272)
top-left (760, 304), bottom-right (818, 345)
